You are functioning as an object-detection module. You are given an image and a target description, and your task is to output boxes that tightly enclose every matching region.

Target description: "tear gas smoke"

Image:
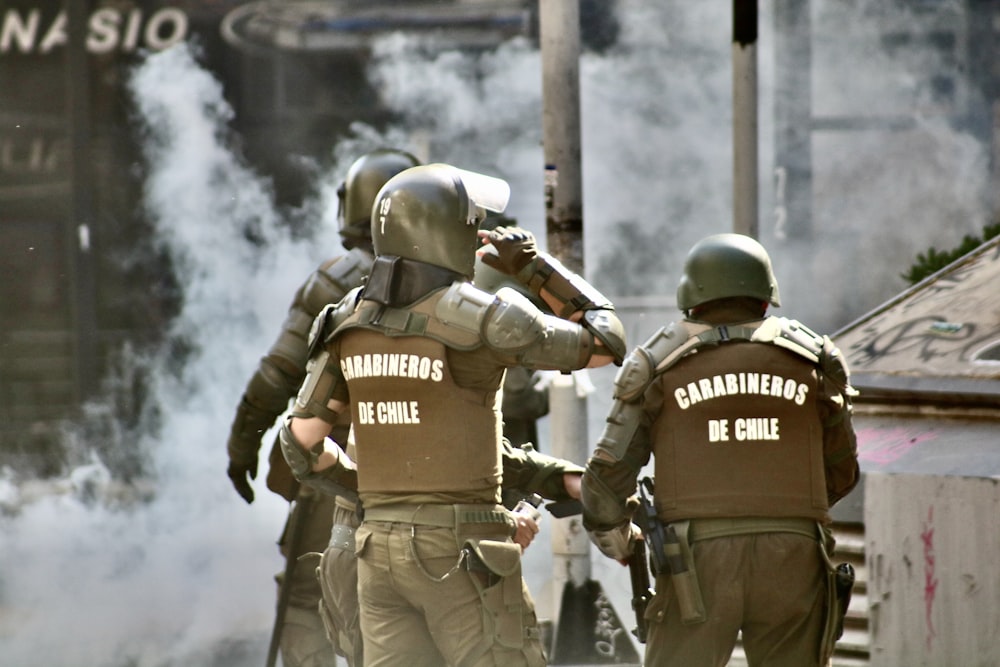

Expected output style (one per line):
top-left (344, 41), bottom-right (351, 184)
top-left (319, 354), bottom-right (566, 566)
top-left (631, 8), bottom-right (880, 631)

top-left (0, 43), bottom-right (333, 667)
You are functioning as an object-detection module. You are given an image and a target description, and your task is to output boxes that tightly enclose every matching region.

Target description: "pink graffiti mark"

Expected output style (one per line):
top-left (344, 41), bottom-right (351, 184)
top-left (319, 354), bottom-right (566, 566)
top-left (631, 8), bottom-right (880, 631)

top-left (921, 506), bottom-right (938, 652)
top-left (856, 427), bottom-right (938, 465)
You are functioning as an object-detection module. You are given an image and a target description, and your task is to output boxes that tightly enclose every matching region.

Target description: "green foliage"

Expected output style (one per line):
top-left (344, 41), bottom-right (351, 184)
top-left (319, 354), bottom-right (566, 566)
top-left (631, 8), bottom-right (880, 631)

top-left (902, 220), bottom-right (1000, 285)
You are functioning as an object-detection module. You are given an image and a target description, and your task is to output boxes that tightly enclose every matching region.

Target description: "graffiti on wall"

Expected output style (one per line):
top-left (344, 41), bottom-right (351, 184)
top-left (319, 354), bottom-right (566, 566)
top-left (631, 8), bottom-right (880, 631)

top-left (920, 505), bottom-right (938, 652)
top-left (856, 426), bottom-right (938, 465)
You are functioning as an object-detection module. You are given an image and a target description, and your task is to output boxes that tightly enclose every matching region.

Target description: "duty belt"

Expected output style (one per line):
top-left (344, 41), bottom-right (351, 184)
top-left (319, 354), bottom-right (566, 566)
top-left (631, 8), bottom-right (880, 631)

top-left (687, 517), bottom-right (818, 543)
top-left (363, 503), bottom-right (513, 530)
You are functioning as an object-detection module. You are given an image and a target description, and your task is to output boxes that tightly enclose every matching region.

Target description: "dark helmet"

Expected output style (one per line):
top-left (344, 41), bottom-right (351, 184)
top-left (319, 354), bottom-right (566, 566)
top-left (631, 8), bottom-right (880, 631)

top-left (371, 163), bottom-right (510, 278)
top-left (676, 233), bottom-right (781, 311)
top-left (337, 149), bottom-right (420, 247)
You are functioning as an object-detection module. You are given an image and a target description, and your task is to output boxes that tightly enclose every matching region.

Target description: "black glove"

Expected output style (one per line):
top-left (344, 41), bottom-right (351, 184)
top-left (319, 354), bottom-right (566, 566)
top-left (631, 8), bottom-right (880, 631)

top-left (480, 226), bottom-right (538, 276)
top-left (227, 459), bottom-right (257, 504)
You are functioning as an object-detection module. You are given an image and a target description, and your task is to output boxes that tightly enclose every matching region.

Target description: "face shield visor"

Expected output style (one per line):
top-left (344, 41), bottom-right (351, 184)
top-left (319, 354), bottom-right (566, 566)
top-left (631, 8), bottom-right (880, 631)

top-left (446, 165), bottom-right (511, 224)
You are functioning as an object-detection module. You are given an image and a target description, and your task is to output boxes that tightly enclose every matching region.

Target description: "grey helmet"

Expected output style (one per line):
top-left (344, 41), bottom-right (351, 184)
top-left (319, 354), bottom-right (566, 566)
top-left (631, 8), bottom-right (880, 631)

top-left (371, 163), bottom-right (510, 278)
top-left (676, 233), bottom-right (781, 311)
top-left (337, 149), bottom-right (420, 248)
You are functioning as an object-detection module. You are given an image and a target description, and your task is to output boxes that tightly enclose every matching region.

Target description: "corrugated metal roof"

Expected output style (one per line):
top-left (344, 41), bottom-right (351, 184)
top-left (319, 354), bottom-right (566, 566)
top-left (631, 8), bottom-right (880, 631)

top-left (833, 236), bottom-right (1000, 398)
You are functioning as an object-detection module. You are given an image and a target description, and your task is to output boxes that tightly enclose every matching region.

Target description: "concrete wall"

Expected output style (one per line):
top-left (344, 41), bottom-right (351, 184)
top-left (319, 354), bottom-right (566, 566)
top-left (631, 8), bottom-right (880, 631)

top-left (865, 472), bottom-right (1000, 667)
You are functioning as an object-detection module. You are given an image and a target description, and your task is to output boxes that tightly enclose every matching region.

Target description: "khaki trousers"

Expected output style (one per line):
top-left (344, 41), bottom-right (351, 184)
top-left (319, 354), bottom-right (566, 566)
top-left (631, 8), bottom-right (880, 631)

top-left (277, 491), bottom-right (340, 667)
top-left (644, 532), bottom-right (826, 667)
top-left (355, 520), bottom-right (546, 667)
top-left (318, 502), bottom-right (364, 667)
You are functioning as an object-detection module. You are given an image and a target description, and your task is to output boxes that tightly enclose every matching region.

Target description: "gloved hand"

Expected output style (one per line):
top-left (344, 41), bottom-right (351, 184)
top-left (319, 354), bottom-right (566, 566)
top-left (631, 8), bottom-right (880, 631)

top-left (478, 226), bottom-right (538, 276)
top-left (588, 521), bottom-right (641, 563)
top-left (227, 458), bottom-right (257, 504)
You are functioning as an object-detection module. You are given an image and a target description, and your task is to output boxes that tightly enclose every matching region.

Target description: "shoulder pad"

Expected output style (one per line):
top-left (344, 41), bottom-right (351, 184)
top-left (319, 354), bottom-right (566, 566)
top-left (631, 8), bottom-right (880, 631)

top-left (751, 317), bottom-right (854, 393)
top-left (325, 247), bottom-right (372, 290)
top-left (301, 249), bottom-right (372, 314)
top-left (435, 281), bottom-right (496, 334)
top-left (436, 283), bottom-right (550, 353)
top-left (614, 321), bottom-right (692, 402)
top-left (483, 287), bottom-right (546, 351)
top-left (750, 316), bottom-right (824, 363)
top-left (305, 287), bottom-right (362, 358)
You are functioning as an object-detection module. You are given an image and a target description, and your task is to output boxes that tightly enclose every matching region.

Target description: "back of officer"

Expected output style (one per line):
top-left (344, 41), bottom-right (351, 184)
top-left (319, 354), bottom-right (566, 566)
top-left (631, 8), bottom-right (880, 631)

top-left (224, 148), bottom-right (419, 667)
top-left (280, 163), bottom-right (626, 667)
top-left (581, 233), bottom-right (859, 667)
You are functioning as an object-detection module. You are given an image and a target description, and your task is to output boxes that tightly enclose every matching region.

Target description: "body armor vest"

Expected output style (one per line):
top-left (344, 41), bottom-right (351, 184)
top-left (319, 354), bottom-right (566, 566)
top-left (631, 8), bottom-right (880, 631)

top-left (333, 292), bottom-right (502, 498)
top-left (653, 340), bottom-right (829, 523)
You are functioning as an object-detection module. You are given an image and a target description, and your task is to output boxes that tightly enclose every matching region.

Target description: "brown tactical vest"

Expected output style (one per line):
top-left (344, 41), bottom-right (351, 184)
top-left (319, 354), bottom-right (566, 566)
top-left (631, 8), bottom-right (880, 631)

top-left (652, 340), bottom-right (829, 523)
top-left (335, 327), bottom-right (502, 498)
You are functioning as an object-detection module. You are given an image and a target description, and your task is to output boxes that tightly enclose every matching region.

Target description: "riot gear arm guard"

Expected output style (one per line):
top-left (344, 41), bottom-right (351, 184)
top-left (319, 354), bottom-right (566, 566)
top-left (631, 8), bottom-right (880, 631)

top-left (581, 461), bottom-right (635, 530)
top-left (591, 323), bottom-right (691, 463)
top-left (516, 252), bottom-right (625, 364)
top-left (480, 226), bottom-right (625, 364)
top-left (437, 282), bottom-right (602, 371)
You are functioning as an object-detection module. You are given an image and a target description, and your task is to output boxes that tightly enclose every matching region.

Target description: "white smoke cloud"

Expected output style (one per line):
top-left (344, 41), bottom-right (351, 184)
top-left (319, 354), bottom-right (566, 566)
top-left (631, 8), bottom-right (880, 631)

top-left (0, 43), bottom-right (321, 667)
top-left (365, 0), bottom-right (993, 333)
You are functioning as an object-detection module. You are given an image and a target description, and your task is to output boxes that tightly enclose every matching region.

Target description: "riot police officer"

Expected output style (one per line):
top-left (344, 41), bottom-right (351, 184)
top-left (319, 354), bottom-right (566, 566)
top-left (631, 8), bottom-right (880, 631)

top-left (581, 233), bottom-right (859, 667)
top-left (280, 163), bottom-right (626, 666)
top-left (224, 148), bottom-right (420, 667)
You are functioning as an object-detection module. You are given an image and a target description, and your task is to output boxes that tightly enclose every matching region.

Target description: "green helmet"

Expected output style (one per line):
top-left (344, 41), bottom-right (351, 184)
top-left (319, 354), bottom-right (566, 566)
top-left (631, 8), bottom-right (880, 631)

top-left (676, 233), bottom-right (781, 311)
top-left (371, 163), bottom-right (510, 278)
top-left (338, 149), bottom-right (420, 247)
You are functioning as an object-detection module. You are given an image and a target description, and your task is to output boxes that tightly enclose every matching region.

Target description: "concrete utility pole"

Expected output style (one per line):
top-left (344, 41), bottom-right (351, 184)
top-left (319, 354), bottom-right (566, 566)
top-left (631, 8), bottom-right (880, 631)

top-left (539, 2), bottom-right (640, 665)
top-left (733, 0), bottom-right (759, 238)
top-left (66, 0), bottom-right (99, 397)
top-left (539, 0), bottom-right (592, 651)
top-left (541, 1), bottom-right (584, 273)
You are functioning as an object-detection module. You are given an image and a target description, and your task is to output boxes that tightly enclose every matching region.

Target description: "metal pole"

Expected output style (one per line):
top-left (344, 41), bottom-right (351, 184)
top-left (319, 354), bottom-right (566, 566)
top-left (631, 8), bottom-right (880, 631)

top-left (539, 0), bottom-right (591, 636)
top-left (733, 0), bottom-right (759, 238)
top-left (66, 0), bottom-right (99, 397)
top-left (773, 0), bottom-right (814, 241)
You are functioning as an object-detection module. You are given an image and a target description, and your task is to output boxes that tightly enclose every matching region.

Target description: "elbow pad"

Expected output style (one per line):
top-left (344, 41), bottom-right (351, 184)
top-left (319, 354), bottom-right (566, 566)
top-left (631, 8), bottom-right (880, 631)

top-left (581, 464), bottom-right (630, 530)
top-left (279, 416), bottom-right (322, 481)
top-left (582, 308), bottom-right (627, 366)
top-left (279, 419), bottom-right (359, 498)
